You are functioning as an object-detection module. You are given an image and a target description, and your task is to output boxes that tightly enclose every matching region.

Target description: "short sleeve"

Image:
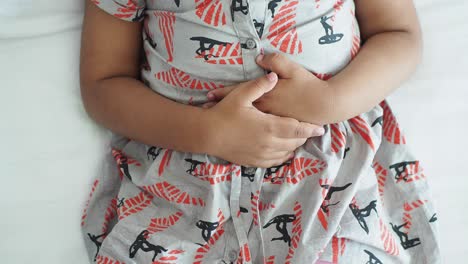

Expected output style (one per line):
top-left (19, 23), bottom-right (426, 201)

top-left (92, 0), bottom-right (146, 22)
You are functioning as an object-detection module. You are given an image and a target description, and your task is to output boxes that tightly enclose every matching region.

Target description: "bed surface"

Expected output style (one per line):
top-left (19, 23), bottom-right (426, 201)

top-left (1, 0), bottom-right (467, 262)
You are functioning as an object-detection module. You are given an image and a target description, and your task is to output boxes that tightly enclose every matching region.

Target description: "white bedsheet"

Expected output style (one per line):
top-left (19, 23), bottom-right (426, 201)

top-left (1, 0), bottom-right (467, 263)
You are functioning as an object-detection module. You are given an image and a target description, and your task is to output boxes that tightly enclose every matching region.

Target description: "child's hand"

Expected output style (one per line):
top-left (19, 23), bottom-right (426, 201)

top-left (202, 72), bottom-right (325, 168)
top-left (203, 53), bottom-right (334, 124)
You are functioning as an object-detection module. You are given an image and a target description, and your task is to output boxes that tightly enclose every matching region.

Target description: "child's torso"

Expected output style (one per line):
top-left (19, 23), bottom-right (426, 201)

top-left (140, 0), bottom-right (360, 105)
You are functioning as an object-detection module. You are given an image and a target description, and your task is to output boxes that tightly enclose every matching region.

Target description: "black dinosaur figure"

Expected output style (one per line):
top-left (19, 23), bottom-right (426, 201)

top-left (389, 161), bottom-right (418, 182)
top-left (184, 158), bottom-right (204, 176)
top-left (349, 200), bottom-right (378, 234)
top-left (363, 249), bottom-right (383, 264)
top-left (147, 146), bottom-right (162, 161)
top-left (253, 19), bottom-right (265, 38)
top-left (174, 0), bottom-right (180, 7)
top-left (119, 155), bottom-right (133, 180)
top-left (268, 0), bottom-right (282, 18)
top-left (320, 183), bottom-right (353, 213)
top-left (318, 16), bottom-right (344, 44)
top-left (129, 230), bottom-right (168, 261)
top-left (88, 233), bottom-right (106, 261)
top-left (263, 214), bottom-right (296, 246)
top-left (264, 160), bottom-right (292, 183)
top-left (241, 166), bottom-right (257, 182)
top-left (372, 116), bottom-right (383, 127)
top-left (390, 222), bottom-right (421, 249)
top-left (429, 213), bottom-right (438, 223)
top-left (117, 197), bottom-right (125, 208)
top-left (190, 37), bottom-right (230, 61)
top-left (231, 0), bottom-right (249, 21)
top-left (343, 147), bottom-right (351, 159)
top-left (196, 220), bottom-right (219, 243)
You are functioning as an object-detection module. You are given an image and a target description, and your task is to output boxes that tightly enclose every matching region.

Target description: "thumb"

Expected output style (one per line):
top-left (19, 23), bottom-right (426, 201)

top-left (233, 72), bottom-right (278, 106)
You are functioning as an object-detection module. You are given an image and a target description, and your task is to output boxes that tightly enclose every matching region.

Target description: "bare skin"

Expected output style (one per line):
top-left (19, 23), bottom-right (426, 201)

top-left (204, 0), bottom-right (423, 126)
top-left (79, 1), bottom-right (324, 168)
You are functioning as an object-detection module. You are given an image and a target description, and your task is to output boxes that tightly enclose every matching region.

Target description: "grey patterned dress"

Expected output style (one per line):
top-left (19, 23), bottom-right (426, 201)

top-left (81, 0), bottom-right (441, 263)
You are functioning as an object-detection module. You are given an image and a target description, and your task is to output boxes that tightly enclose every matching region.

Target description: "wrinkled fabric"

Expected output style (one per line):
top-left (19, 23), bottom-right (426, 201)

top-left (81, 1), bottom-right (441, 263)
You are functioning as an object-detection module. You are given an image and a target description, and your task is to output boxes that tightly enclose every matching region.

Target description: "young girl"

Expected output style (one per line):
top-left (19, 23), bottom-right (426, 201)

top-left (80, 0), bottom-right (440, 263)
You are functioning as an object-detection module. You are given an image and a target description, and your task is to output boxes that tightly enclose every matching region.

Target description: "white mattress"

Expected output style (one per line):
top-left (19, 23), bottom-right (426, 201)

top-left (1, 0), bottom-right (467, 263)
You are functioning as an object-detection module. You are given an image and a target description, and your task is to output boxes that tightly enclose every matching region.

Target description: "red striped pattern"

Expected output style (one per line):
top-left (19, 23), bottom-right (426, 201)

top-left (154, 249), bottom-right (185, 264)
top-left (196, 42), bottom-right (243, 65)
top-left (143, 181), bottom-right (206, 206)
top-left (195, 0), bottom-right (227, 27)
top-left (147, 211), bottom-right (183, 235)
top-left (96, 255), bottom-right (125, 264)
top-left (251, 191), bottom-right (260, 226)
top-left (158, 149), bottom-right (173, 176)
top-left (193, 209), bottom-right (225, 263)
top-left (349, 116), bottom-right (375, 151)
top-left (118, 192), bottom-right (154, 220)
top-left (236, 243), bottom-right (252, 263)
top-left (330, 123), bottom-right (346, 153)
top-left (372, 161), bottom-right (388, 205)
top-left (81, 179), bottom-right (99, 226)
top-left (155, 67), bottom-right (224, 90)
top-left (379, 101), bottom-right (406, 144)
top-left (267, 0), bottom-right (303, 54)
top-left (402, 199), bottom-right (428, 231)
top-left (190, 163), bottom-right (234, 185)
top-left (113, 0), bottom-right (143, 19)
top-left (155, 11), bottom-right (176, 62)
top-left (102, 198), bottom-right (118, 234)
top-left (350, 9), bottom-right (361, 60)
top-left (264, 255), bottom-right (276, 264)
top-left (263, 157), bottom-right (327, 185)
top-left (331, 236), bottom-right (347, 263)
top-left (395, 161), bottom-right (425, 184)
top-left (285, 202), bottom-right (303, 264)
top-left (379, 219), bottom-right (400, 255)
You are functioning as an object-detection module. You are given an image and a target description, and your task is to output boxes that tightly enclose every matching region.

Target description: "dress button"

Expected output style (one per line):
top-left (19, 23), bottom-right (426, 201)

top-left (228, 250), bottom-right (238, 261)
top-left (245, 38), bottom-right (257, 49)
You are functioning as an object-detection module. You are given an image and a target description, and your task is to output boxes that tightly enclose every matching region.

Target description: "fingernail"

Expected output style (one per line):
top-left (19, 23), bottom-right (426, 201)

top-left (266, 72), bottom-right (277, 82)
top-left (207, 93), bottom-right (214, 100)
top-left (289, 153), bottom-right (295, 159)
top-left (315, 127), bottom-right (325, 135)
top-left (256, 54), bottom-right (264, 63)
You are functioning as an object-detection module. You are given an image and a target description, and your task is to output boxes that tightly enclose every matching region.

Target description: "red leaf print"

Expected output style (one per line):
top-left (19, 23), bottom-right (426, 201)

top-left (330, 123), bottom-right (346, 153)
top-left (147, 211), bottom-right (183, 235)
top-left (154, 11), bottom-right (176, 62)
top-left (153, 249), bottom-right (185, 264)
top-left (96, 255), bottom-right (125, 264)
top-left (155, 67), bottom-right (224, 90)
top-left (113, 0), bottom-right (144, 19)
top-left (81, 179), bottom-right (99, 226)
top-left (235, 243), bottom-right (252, 264)
top-left (285, 201), bottom-right (303, 264)
top-left (189, 163), bottom-right (234, 185)
top-left (379, 219), bottom-right (400, 256)
top-left (379, 100), bottom-right (406, 144)
top-left (264, 255), bottom-right (276, 264)
top-left (349, 116), bottom-right (375, 151)
top-left (143, 181), bottom-right (206, 206)
top-left (193, 209), bottom-right (225, 264)
top-left (331, 236), bottom-right (347, 263)
top-left (372, 161), bottom-right (388, 205)
top-left (251, 190), bottom-right (276, 226)
top-left (195, 0), bottom-right (227, 27)
top-left (158, 149), bottom-right (173, 176)
top-left (267, 0), bottom-right (303, 54)
top-left (118, 191), bottom-right (154, 220)
top-left (390, 160), bottom-right (425, 184)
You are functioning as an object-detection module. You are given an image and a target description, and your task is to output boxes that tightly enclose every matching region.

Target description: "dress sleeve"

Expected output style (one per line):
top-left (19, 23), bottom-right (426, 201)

top-left (91, 0), bottom-right (146, 22)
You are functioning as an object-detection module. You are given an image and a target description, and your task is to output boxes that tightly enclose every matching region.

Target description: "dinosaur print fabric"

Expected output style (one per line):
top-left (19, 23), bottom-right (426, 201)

top-left (81, 0), bottom-right (441, 263)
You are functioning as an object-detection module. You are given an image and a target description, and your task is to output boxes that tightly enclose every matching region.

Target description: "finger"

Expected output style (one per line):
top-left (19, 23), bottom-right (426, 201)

top-left (207, 87), bottom-right (235, 101)
top-left (256, 53), bottom-right (304, 79)
top-left (257, 155), bottom-right (295, 169)
top-left (267, 115), bottom-right (325, 139)
top-left (231, 72), bottom-right (278, 106)
top-left (269, 137), bottom-right (308, 152)
top-left (201, 102), bottom-right (217, 108)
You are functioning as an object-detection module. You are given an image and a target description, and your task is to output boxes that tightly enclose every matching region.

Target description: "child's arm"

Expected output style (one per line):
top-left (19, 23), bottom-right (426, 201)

top-left (206, 0), bottom-right (422, 126)
top-left (80, 1), bottom-right (321, 167)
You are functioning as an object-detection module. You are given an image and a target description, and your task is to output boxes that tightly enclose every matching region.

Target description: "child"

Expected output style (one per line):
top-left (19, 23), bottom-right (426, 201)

top-left (80, 0), bottom-right (440, 263)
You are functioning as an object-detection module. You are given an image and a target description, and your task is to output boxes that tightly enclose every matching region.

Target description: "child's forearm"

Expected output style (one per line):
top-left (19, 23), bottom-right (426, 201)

top-left (81, 77), bottom-right (214, 154)
top-left (321, 30), bottom-right (422, 123)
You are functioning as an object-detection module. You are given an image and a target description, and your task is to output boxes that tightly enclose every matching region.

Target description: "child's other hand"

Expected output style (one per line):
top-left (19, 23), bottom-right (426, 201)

top-left (202, 72), bottom-right (324, 168)
top-left (204, 53), bottom-right (334, 124)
